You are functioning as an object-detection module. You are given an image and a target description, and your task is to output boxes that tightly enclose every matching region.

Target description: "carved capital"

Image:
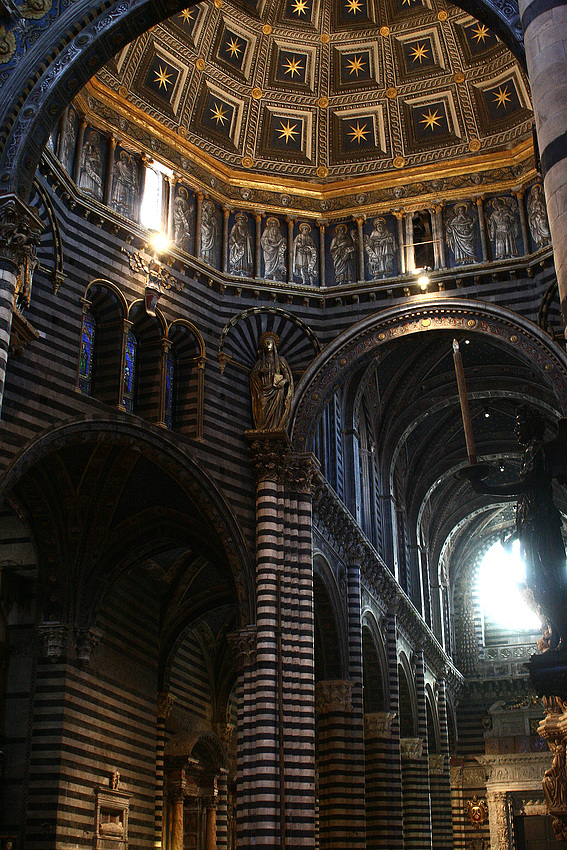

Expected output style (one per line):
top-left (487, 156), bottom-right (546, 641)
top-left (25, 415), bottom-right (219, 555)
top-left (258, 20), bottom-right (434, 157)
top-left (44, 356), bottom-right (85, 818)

top-left (0, 195), bottom-right (42, 270)
top-left (316, 679), bottom-right (353, 714)
top-left (400, 737), bottom-right (424, 760)
top-left (158, 690), bottom-right (176, 720)
top-left (364, 711), bottom-right (396, 739)
top-left (37, 623), bottom-right (69, 661)
top-left (76, 626), bottom-right (102, 666)
top-left (213, 721), bottom-right (235, 754)
top-left (429, 754), bottom-right (447, 775)
top-left (227, 625), bottom-right (257, 670)
top-left (283, 452), bottom-right (319, 494)
top-left (245, 430), bottom-right (290, 482)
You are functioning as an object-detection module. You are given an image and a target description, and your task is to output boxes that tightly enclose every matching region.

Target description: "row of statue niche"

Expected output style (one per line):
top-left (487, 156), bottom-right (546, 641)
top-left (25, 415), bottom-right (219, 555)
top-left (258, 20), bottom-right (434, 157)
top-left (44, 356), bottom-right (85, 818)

top-left (77, 131), bottom-right (140, 219)
top-left (444, 189), bottom-right (550, 265)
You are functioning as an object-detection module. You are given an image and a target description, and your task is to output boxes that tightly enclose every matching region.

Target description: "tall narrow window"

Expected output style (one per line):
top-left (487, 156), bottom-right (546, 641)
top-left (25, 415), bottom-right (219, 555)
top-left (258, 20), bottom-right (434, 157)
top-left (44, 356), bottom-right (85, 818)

top-left (78, 310), bottom-right (96, 395)
top-left (164, 349), bottom-right (176, 429)
top-left (123, 330), bottom-right (138, 412)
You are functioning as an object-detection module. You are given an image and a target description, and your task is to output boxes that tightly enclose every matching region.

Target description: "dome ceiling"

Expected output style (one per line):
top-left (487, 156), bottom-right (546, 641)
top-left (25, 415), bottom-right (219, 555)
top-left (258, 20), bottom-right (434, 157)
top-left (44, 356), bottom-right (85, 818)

top-left (94, 0), bottom-right (533, 184)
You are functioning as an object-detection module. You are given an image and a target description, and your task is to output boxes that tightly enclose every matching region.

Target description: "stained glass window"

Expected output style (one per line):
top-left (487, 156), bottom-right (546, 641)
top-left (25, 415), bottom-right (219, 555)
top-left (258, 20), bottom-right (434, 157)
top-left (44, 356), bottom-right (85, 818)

top-left (78, 311), bottom-right (96, 394)
top-left (123, 330), bottom-right (138, 412)
top-left (164, 350), bottom-right (176, 429)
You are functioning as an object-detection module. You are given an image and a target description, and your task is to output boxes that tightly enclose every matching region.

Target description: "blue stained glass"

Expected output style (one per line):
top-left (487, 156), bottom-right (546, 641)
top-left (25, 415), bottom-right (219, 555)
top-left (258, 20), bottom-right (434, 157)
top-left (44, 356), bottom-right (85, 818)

top-left (78, 311), bottom-right (96, 394)
top-left (164, 351), bottom-right (175, 429)
top-left (123, 330), bottom-right (137, 412)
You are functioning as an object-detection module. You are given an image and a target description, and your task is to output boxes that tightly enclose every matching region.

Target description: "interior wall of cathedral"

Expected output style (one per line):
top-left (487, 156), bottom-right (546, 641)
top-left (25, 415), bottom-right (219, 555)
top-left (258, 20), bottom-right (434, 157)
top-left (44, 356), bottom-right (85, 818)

top-left (0, 0), bottom-right (566, 846)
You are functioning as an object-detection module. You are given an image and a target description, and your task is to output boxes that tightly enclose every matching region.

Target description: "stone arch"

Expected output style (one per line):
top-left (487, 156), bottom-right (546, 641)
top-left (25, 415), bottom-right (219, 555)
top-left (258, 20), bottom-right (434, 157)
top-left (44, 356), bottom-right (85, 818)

top-left (398, 652), bottom-right (418, 738)
top-left (425, 683), bottom-right (440, 754)
top-left (291, 298), bottom-right (567, 452)
top-left (313, 552), bottom-right (347, 681)
top-left (0, 0), bottom-right (523, 203)
top-left (0, 415), bottom-right (254, 626)
top-left (361, 611), bottom-right (388, 714)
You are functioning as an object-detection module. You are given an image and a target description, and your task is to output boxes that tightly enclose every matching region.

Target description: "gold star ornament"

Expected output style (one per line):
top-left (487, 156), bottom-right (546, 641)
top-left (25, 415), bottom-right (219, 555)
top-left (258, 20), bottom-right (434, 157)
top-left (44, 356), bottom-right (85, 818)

top-left (346, 54), bottom-right (366, 76)
top-left (179, 8), bottom-right (194, 23)
top-left (409, 42), bottom-right (428, 63)
top-left (420, 108), bottom-right (442, 131)
top-left (154, 65), bottom-right (173, 90)
top-left (226, 37), bottom-right (242, 58)
top-left (493, 84), bottom-right (511, 108)
top-left (472, 23), bottom-right (490, 43)
top-left (348, 121), bottom-right (369, 144)
top-left (345, 0), bottom-right (362, 12)
top-left (277, 120), bottom-right (299, 143)
top-left (283, 55), bottom-right (303, 77)
top-left (292, 0), bottom-right (308, 15)
top-left (210, 101), bottom-right (228, 125)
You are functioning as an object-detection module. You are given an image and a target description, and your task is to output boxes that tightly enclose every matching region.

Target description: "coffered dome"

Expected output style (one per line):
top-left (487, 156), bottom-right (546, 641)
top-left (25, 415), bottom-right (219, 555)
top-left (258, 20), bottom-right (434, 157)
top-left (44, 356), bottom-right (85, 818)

top-left (93, 0), bottom-right (533, 186)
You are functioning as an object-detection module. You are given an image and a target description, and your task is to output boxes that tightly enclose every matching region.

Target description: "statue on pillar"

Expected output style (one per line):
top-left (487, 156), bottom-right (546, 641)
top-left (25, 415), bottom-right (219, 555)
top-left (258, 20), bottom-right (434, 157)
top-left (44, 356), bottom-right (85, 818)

top-left (250, 332), bottom-right (293, 431)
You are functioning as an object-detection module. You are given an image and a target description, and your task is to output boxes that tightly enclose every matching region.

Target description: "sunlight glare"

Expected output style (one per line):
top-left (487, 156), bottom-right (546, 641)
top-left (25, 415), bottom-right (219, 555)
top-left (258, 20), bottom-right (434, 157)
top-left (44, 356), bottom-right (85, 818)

top-left (479, 539), bottom-right (542, 631)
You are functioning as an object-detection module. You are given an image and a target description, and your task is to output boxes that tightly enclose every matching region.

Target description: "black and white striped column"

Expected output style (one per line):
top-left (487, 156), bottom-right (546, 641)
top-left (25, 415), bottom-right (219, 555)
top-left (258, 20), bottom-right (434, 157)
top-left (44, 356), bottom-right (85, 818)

top-left (401, 649), bottom-right (432, 850)
top-left (430, 674), bottom-right (453, 849)
top-left (245, 433), bottom-right (318, 848)
top-left (155, 692), bottom-right (175, 848)
top-left (386, 607), bottom-right (404, 850)
top-left (0, 195), bottom-right (42, 417)
top-left (364, 711), bottom-right (398, 849)
top-left (519, 0), bottom-right (567, 324)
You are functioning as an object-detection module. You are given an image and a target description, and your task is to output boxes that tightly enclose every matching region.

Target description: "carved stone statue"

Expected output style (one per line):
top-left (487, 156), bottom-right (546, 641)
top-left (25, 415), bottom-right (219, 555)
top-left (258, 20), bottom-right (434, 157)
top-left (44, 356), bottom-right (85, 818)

top-left (488, 197), bottom-right (519, 259)
top-left (229, 212), bottom-right (253, 276)
top-left (250, 332), bottom-right (293, 431)
top-left (200, 200), bottom-right (219, 265)
top-left (173, 187), bottom-right (194, 252)
top-left (78, 131), bottom-right (103, 200)
top-left (330, 224), bottom-right (357, 283)
top-left (111, 150), bottom-right (139, 219)
top-left (364, 217), bottom-right (396, 277)
top-left (543, 741), bottom-right (567, 812)
top-left (261, 217), bottom-right (287, 281)
top-left (467, 405), bottom-right (567, 645)
top-left (293, 223), bottom-right (317, 285)
top-left (445, 203), bottom-right (477, 265)
top-left (527, 184), bottom-right (551, 248)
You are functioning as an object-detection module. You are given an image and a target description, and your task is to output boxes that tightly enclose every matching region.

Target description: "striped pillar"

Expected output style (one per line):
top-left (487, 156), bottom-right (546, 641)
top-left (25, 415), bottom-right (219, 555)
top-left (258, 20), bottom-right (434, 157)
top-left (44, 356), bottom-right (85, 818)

top-left (430, 675), bottom-right (453, 849)
top-left (519, 0), bottom-right (567, 326)
top-left (401, 649), bottom-right (432, 850)
top-left (244, 433), bottom-right (317, 848)
top-left (385, 607), bottom-right (404, 850)
top-left (316, 679), bottom-right (366, 849)
top-left (216, 769), bottom-right (229, 850)
top-left (0, 195), bottom-right (42, 418)
top-left (364, 711), bottom-right (397, 849)
top-left (155, 692), bottom-right (175, 849)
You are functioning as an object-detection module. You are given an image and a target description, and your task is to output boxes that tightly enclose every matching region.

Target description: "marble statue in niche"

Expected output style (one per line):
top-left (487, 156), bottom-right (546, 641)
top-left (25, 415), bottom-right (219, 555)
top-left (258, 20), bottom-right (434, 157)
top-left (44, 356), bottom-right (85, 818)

top-left (261, 217), bottom-right (287, 281)
top-left (527, 184), bottom-right (551, 248)
top-left (201, 200), bottom-right (219, 265)
top-left (293, 222), bottom-right (318, 285)
top-left (229, 212), bottom-right (254, 276)
top-left (111, 150), bottom-right (139, 219)
top-left (364, 217), bottom-right (396, 277)
top-left (173, 187), bottom-right (194, 252)
top-left (488, 197), bottom-right (519, 259)
top-left (61, 109), bottom-right (76, 172)
top-left (445, 203), bottom-right (477, 265)
top-left (250, 331), bottom-right (293, 431)
top-left (330, 223), bottom-right (357, 283)
top-left (78, 130), bottom-right (103, 200)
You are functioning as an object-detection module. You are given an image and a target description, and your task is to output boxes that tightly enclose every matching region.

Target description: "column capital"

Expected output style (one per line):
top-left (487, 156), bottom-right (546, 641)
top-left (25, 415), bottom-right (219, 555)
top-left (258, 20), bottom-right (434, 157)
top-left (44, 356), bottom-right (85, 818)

top-left (245, 429), bottom-right (290, 482)
top-left (316, 679), bottom-right (353, 713)
top-left (0, 194), bottom-right (43, 271)
top-left (400, 736), bottom-right (424, 760)
top-left (364, 710), bottom-right (396, 739)
top-left (227, 625), bottom-right (257, 670)
top-left (157, 690), bottom-right (176, 720)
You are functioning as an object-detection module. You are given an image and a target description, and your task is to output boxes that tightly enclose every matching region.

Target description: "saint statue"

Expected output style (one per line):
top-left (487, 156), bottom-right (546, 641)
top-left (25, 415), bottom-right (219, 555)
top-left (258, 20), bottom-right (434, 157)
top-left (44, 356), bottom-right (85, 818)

top-left (364, 217), bottom-right (396, 277)
top-left (467, 406), bottom-right (567, 646)
top-left (488, 197), bottom-right (519, 259)
top-left (173, 187), bottom-right (194, 252)
top-left (200, 200), bottom-right (219, 265)
top-left (261, 217), bottom-right (287, 281)
top-left (293, 223), bottom-right (318, 285)
top-left (229, 212), bottom-right (253, 276)
top-left (111, 150), bottom-right (139, 219)
top-left (78, 131), bottom-right (103, 200)
top-left (250, 332), bottom-right (294, 431)
top-left (330, 224), bottom-right (357, 284)
top-left (527, 184), bottom-right (551, 248)
top-left (445, 203), bottom-right (477, 265)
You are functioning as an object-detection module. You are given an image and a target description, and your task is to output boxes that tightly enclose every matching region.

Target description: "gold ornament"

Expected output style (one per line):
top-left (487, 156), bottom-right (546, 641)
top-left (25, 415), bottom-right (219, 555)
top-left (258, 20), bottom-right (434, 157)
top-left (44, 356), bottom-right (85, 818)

top-left (465, 796), bottom-right (488, 829)
top-left (242, 156), bottom-right (254, 168)
top-left (386, 87), bottom-right (398, 98)
top-left (393, 156), bottom-right (405, 169)
top-left (469, 138), bottom-right (481, 152)
top-left (195, 57), bottom-right (206, 70)
top-left (252, 87), bottom-right (263, 99)
top-left (380, 25), bottom-right (390, 36)
top-left (317, 165), bottom-right (329, 178)
top-left (262, 23), bottom-right (272, 34)
top-left (437, 10), bottom-right (448, 21)
top-left (453, 71), bottom-right (465, 83)
top-left (118, 85), bottom-right (128, 99)
top-left (317, 96), bottom-right (329, 108)
top-left (320, 33), bottom-right (331, 43)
